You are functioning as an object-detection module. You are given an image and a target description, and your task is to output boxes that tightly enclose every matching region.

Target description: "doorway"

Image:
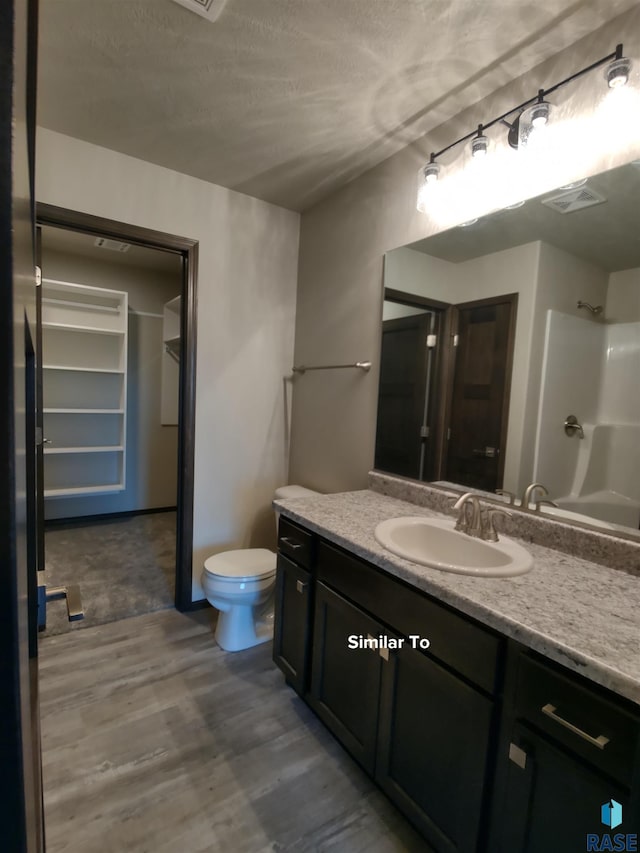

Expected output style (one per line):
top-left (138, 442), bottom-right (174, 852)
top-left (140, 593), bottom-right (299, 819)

top-left (36, 205), bottom-right (198, 621)
top-left (375, 289), bottom-right (517, 491)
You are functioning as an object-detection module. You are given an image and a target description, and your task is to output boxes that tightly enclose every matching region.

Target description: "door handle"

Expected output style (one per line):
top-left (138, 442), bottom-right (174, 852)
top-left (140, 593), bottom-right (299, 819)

top-left (472, 446), bottom-right (499, 458)
top-left (295, 580), bottom-right (307, 594)
top-left (280, 536), bottom-right (303, 550)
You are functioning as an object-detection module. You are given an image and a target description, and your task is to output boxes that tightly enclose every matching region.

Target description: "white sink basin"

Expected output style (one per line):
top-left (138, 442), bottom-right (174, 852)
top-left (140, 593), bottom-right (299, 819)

top-left (374, 516), bottom-right (533, 577)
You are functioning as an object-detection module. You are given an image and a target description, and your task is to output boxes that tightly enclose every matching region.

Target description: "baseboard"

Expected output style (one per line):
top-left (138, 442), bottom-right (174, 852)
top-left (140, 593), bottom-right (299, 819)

top-left (180, 598), bottom-right (211, 613)
top-left (44, 506), bottom-right (177, 528)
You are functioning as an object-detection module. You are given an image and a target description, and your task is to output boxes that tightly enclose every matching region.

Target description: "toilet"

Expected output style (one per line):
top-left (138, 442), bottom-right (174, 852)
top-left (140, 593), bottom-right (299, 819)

top-left (202, 485), bottom-right (318, 651)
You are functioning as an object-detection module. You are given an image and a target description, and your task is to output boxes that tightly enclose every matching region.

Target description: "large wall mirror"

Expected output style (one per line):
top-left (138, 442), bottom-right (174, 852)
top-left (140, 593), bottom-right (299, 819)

top-left (376, 160), bottom-right (640, 538)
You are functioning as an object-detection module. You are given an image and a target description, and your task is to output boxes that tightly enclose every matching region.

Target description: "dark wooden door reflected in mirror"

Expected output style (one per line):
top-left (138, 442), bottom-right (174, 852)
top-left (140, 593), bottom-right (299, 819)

top-left (447, 294), bottom-right (517, 492)
top-left (375, 291), bottom-right (450, 482)
top-left (375, 289), bottom-right (517, 491)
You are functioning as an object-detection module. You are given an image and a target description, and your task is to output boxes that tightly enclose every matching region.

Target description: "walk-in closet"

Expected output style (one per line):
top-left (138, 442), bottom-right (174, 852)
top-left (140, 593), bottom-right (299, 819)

top-left (40, 226), bottom-right (183, 634)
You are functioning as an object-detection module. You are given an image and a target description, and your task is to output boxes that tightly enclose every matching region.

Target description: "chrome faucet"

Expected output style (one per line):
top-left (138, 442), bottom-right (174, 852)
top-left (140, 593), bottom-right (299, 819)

top-left (521, 482), bottom-right (549, 510)
top-left (453, 493), bottom-right (482, 537)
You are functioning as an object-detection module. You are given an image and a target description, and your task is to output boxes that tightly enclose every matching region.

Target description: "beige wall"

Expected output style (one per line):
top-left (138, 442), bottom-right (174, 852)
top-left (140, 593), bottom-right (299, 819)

top-left (383, 243), bottom-right (540, 490)
top-left (42, 247), bottom-right (182, 519)
top-left (289, 7), bottom-right (640, 494)
top-left (37, 129), bottom-right (300, 600)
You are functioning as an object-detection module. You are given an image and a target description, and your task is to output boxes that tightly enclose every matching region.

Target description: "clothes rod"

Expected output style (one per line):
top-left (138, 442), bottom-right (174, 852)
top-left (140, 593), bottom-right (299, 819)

top-left (292, 361), bottom-right (371, 374)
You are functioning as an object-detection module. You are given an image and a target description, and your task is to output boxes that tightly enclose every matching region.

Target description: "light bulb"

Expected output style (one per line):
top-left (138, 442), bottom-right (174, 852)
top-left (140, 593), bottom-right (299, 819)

top-left (530, 100), bottom-right (551, 128)
top-left (416, 161), bottom-right (441, 212)
top-left (471, 134), bottom-right (489, 158)
top-left (424, 162), bottom-right (440, 183)
top-left (606, 56), bottom-right (631, 89)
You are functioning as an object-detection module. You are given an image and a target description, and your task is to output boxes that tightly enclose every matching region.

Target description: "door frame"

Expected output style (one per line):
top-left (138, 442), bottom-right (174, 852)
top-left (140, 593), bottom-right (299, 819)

top-left (36, 203), bottom-right (199, 611)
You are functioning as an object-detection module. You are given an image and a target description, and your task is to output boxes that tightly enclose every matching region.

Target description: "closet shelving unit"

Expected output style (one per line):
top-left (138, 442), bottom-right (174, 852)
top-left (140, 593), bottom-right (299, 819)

top-left (161, 295), bottom-right (181, 425)
top-left (41, 278), bottom-right (128, 498)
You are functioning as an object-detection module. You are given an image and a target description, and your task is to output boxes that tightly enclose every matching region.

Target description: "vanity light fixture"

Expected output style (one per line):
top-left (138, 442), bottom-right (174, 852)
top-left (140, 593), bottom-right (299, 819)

top-left (528, 92), bottom-right (552, 128)
top-left (416, 155), bottom-right (441, 212)
top-left (416, 43), bottom-right (632, 211)
top-left (606, 45), bottom-right (632, 88)
top-left (470, 125), bottom-right (489, 158)
top-left (423, 156), bottom-right (441, 182)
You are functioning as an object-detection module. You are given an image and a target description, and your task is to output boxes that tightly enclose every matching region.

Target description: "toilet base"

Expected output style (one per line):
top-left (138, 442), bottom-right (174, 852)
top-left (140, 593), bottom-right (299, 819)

top-left (214, 604), bottom-right (274, 652)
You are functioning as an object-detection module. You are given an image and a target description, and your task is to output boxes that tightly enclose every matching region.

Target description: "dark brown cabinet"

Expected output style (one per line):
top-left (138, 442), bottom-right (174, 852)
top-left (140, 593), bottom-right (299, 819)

top-left (273, 517), bottom-right (640, 852)
top-left (272, 553), bottom-right (312, 695)
top-left (309, 582), bottom-right (385, 774)
top-left (497, 722), bottom-right (629, 852)
top-left (377, 642), bottom-right (494, 852)
top-left (272, 516), bottom-right (315, 695)
top-left (491, 652), bottom-right (640, 852)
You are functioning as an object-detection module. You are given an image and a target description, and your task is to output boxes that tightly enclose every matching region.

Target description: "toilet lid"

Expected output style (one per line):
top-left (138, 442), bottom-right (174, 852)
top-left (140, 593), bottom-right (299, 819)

top-left (203, 548), bottom-right (276, 581)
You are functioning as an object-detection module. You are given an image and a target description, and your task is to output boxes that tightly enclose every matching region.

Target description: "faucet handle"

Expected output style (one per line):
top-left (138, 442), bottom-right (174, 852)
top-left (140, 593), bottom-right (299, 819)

top-left (483, 507), bottom-right (512, 542)
top-left (495, 489), bottom-right (516, 505)
top-left (534, 498), bottom-right (559, 513)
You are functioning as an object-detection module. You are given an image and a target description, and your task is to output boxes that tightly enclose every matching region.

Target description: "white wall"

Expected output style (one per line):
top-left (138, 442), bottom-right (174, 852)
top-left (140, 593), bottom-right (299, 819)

top-left (384, 247), bottom-right (460, 303)
top-left (42, 247), bottom-right (181, 519)
top-left (289, 7), bottom-right (640, 495)
top-left (607, 267), bottom-right (640, 322)
top-left (534, 311), bottom-right (604, 497)
top-left (36, 129), bottom-right (300, 601)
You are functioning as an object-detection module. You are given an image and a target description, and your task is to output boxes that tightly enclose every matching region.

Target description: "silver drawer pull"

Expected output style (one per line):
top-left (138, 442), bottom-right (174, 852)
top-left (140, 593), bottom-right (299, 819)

top-left (295, 580), bottom-right (307, 594)
top-left (541, 703), bottom-right (610, 750)
top-left (281, 536), bottom-right (303, 550)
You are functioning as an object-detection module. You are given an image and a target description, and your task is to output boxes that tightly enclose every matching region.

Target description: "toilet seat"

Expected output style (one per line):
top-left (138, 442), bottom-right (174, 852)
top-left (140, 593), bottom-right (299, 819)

top-left (203, 548), bottom-right (276, 583)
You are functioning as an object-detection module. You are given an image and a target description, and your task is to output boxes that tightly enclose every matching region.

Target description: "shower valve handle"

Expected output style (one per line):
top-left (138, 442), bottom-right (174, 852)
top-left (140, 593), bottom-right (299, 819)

top-left (564, 415), bottom-right (584, 438)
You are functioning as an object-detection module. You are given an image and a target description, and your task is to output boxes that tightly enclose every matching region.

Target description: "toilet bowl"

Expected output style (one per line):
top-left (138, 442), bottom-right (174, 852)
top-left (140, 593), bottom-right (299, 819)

top-left (202, 485), bottom-right (318, 651)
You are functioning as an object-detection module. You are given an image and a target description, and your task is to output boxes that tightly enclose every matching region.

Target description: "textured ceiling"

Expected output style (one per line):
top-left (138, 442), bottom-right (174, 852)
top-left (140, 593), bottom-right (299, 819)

top-left (37, 0), bottom-right (638, 211)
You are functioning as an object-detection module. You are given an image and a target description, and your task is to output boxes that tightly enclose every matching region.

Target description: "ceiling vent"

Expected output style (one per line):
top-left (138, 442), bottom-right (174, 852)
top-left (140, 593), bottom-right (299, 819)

top-left (541, 185), bottom-right (607, 215)
top-left (94, 237), bottom-right (131, 253)
top-left (170, 0), bottom-right (227, 21)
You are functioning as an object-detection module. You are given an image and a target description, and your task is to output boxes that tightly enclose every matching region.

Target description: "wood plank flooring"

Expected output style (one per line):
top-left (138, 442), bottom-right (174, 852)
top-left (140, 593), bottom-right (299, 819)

top-left (39, 609), bottom-right (430, 852)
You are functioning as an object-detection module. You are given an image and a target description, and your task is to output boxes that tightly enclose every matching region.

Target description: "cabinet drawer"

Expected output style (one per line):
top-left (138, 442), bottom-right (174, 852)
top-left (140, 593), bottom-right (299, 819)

top-left (278, 517), bottom-right (314, 569)
top-left (514, 654), bottom-right (639, 786)
top-left (317, 540), bottom-right (502, 694)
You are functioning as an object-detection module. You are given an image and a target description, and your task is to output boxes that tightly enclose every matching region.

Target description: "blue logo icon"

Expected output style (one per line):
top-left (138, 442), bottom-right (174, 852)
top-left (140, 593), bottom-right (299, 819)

top-left (601, 800), bottom-right (623, 830)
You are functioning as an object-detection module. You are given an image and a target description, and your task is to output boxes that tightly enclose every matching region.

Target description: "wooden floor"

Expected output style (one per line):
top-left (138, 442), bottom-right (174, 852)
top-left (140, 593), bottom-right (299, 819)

top-left (39, 608), bottom-right (430, 852)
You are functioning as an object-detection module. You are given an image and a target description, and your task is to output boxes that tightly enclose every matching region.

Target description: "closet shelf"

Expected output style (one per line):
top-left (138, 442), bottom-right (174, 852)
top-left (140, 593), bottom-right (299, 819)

top-left (43, 364), bottom-right (125, 374)
top-left (42, 321), bottom-right (125, 336)
top-left (44, 484), bottom-right (125, 498)
top-left (44, 445), bottom-right (124, 455)
top-left (42, 278), bottom-right (128, 500)
top-left (42, 296), bottom-right (121, 314)
top-left (44, 408), bottom-right (124, 414)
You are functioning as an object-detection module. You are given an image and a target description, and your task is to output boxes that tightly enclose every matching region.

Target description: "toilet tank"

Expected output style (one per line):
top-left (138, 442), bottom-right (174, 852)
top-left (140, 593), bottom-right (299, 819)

top-left (273, 485), bottom-right (318, 533)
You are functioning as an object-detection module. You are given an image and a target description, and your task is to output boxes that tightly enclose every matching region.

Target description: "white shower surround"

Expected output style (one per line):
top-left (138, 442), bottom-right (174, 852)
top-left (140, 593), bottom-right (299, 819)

top-left (534, 310), bottom-right (640, 528)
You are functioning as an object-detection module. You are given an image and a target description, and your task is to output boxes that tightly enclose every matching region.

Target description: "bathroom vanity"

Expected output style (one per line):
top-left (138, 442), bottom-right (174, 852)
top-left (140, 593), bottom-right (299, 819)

top-left (273, 490), bottom-right (640, 853)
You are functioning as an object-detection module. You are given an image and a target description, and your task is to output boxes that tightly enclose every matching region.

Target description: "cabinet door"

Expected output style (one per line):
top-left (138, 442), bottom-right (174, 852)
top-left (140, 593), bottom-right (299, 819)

top-left (497, 723), bottom-right (629, 853)
top-left (273, 554), bottom-right (312, 695)
top-left (376, 643), bottom-right (494, 853)
top-left (309, 582), bottom-right (385, 775)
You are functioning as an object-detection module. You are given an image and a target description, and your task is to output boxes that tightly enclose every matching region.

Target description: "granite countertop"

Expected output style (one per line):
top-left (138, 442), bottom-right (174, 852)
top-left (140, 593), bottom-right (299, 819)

top-left (274, 489), bottom-right (640, 706)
